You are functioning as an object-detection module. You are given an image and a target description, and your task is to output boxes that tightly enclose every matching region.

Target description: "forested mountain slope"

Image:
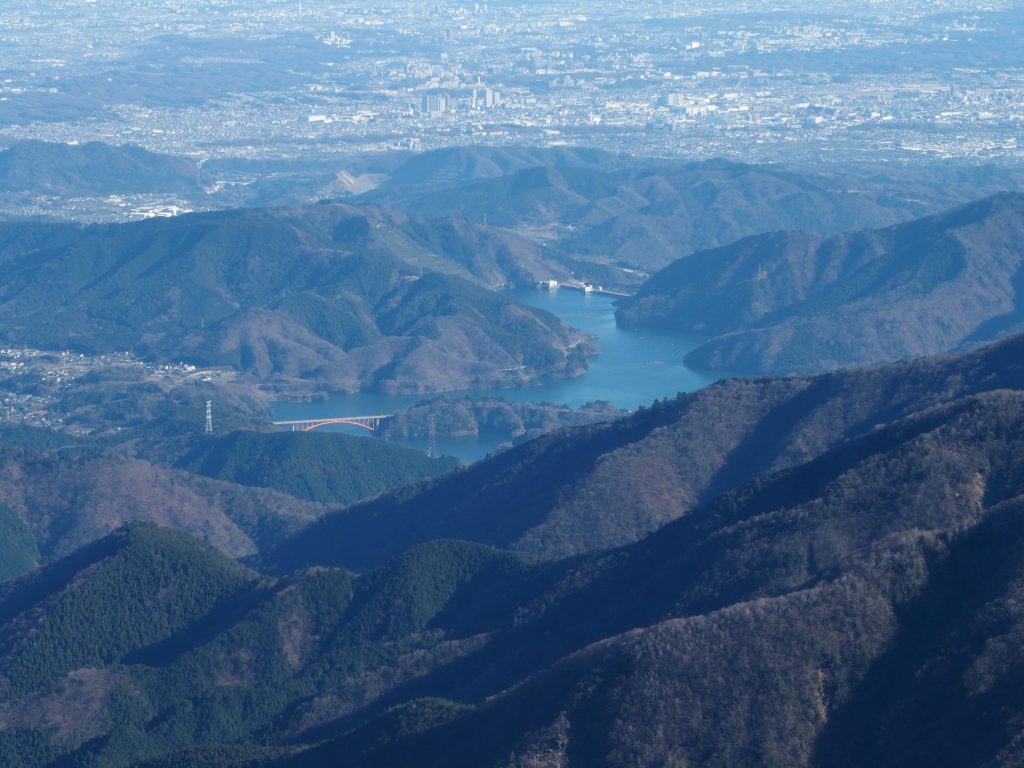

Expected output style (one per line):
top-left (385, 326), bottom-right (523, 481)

top-left (175, 430), bottom-right (459, 504)
top-left (263, 330), bottom-right (1024, 572)
top-left (0, 449), bottom-right (327, 563)
top-left (0, 430), bottom-right (458, 576)
top-left (0, 140), bottom-right (202, 197)
top-left (372, 157), bottom-right (1024, 273)
top-left (0, 204), bottom-right (587, 393)
top-left (619, 191), bottom-right (1024, 375)
top-left (3, 336), bottom-right (1024, 766)
top-left (269, 388), bottom-right (1024, 768)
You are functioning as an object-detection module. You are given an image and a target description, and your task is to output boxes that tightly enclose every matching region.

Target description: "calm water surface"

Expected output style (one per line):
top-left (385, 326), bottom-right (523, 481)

top-left (271, 288), bottom-right (720, 461)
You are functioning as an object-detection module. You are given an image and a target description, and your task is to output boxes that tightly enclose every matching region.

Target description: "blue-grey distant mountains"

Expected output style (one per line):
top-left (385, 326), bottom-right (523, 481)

top-left (618, 191), bottom-right (1024, 375)
top-left (371, 144), bottom-right (640, 192)
top-left (6, 140), bottom-right (1023, 297)
top-left (0, 140), bottom-right (202, 198)
top-left (0, 204), bottom-right (587, 393)
top-left (363, 153), bottom-right (1024, 274)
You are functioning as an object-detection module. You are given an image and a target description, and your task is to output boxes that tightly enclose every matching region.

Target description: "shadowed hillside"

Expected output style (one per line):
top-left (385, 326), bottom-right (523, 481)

top-left (261, 331), bottom-right (1024, 573)
top-left (0, 427), bottom-right (463, 570)
top-left (0, 448), bottom-right (329, 561)
top-left (378, 145), bottom-right (637, 191)
top-left (269, 389), bottom-right (1024, 768)
top-left (2, 337), bottom-right (1024, 766)
top-left (176, 430), bottom-right (459, 504)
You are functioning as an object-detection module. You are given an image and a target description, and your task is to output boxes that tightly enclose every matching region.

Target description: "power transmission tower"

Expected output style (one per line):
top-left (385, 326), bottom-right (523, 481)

top-left (426, 412), bottom-right (438, 459)
top-left (204, 399), bottom-right (214, 435)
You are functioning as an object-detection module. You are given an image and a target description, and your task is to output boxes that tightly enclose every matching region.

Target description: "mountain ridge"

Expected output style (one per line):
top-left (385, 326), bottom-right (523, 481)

top-left (618, 191), bottom-right (1024, 375)
top-left (0, 140), bottom-right (202, 198)
top-left (260, 330), bottom-right (1024, 573)
top-left (0, 429), bottom-right (459, 573)
top-left (0, 203), bottom-right (588, 394)
top-left (369, 157), bottom-right (1024, 275)
top-left (3, 335), bottom-right (1024, 765)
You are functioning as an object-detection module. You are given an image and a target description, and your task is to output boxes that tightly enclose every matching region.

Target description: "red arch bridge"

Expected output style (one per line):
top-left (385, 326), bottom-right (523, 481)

top-left (271, 414), bottom-right (394, 432)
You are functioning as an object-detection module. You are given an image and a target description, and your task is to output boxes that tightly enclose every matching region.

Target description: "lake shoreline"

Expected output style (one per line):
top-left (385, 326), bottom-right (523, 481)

top-left (271, 287), bottom-right (720, 461)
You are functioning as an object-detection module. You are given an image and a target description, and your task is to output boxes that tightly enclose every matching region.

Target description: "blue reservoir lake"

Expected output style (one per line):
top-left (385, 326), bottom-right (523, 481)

top-left (271, 288), bottom-right (720, 461)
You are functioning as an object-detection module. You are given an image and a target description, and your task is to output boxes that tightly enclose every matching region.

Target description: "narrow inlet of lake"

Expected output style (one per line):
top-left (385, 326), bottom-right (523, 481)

top-left (271, 287), bottom-right (720, 462)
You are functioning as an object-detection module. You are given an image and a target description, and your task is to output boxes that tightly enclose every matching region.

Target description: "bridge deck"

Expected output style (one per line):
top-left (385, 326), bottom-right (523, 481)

top-left (271, 414), bottom-right (394, 432)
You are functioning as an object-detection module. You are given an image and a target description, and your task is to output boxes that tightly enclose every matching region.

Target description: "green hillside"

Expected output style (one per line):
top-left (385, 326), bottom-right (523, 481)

top-left (0, 530), bottom-right (523, 766)
top-left (176, 430), bottom-right (459, 504)
top-left (0, 427), bottom-right (459, 573)
top-left (0, 504), bottom-right (38, 582)
top-left (0, 525), bottom-right (255, 699)
top-left (0, 448), bottom-right (331, 562)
